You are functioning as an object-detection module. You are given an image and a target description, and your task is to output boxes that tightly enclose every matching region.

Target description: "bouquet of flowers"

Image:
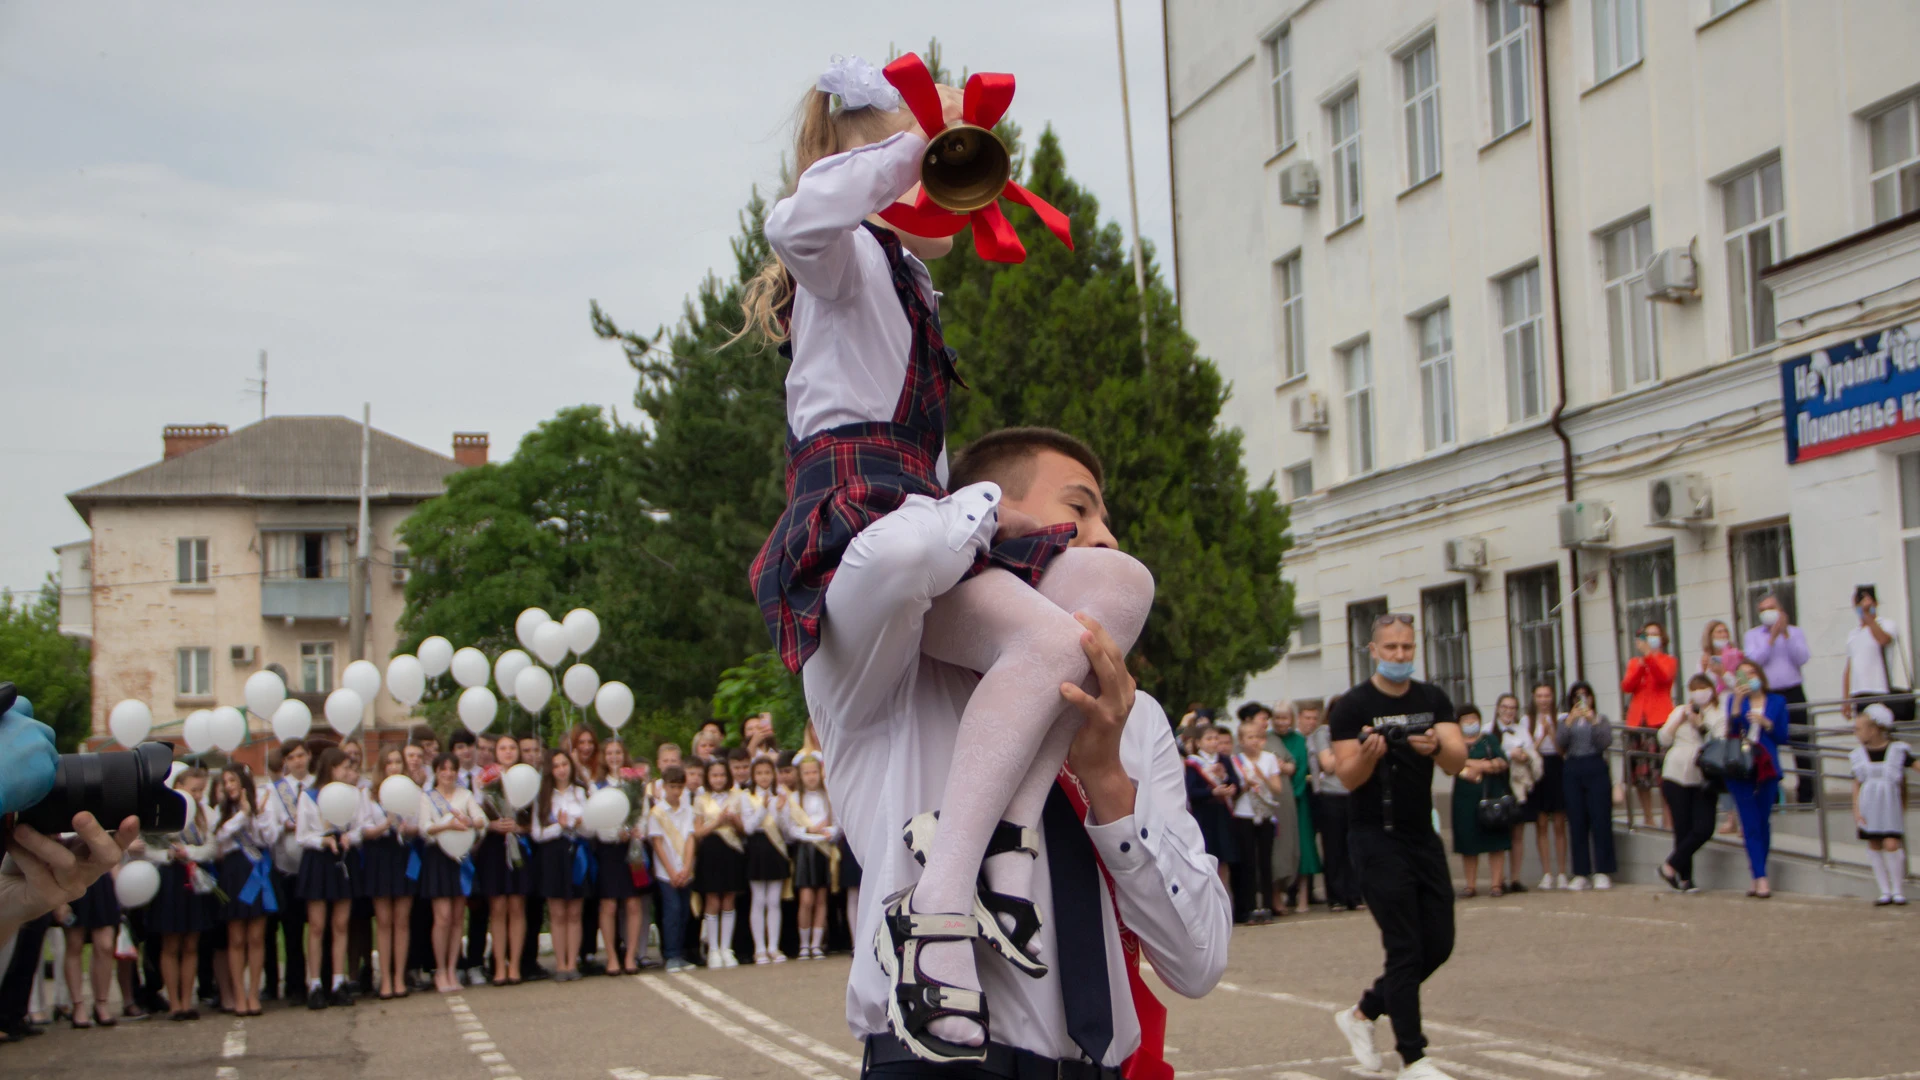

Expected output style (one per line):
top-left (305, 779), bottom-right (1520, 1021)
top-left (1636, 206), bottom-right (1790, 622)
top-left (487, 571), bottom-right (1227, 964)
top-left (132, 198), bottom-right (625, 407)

top-left (618, 767), bottom-right (650, 865)
top-left (478, 766), bottom-right (524, 871)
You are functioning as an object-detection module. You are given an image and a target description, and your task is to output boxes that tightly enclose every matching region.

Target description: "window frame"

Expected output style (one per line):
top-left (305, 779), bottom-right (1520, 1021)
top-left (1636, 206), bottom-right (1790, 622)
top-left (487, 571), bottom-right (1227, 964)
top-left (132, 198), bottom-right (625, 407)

top-left (1340, 338), bottom-right (1376, 476)
top-left (1285, 461), bottom-right (1315, 501)
top-left (1268, 28), bottom-right (1296, 151)
top-left (1868, 95), bottom-right (1920, 224)
top-left (176, 537), bottom-right (209, 585)
top-left (1611, 543), bottom-right (1683, 705)
top-left (1296, 609), bottom-right (1323, 651)
top-left (1486, 0), bottom-right (1532, 139)
top-left (1400, 37), bottom-right (1443, 187)
top-left (1729, 521), bottom-right (1797, 636)
top-left (1348, 598), bottom-right (1390, 685)
top-left (1499, 266), bottom-right (1547, 423)
top-left (1721, 158), bottom-right (1786, 356)
top-left (1329, 88), bottom-right (1364, 227)
top-left (177, 646), bottom-right (212, 698)
top-left (1507, 564), bottom-right (1566, 704)
top-left (1276, 255), bottom-right (1307, 380)
top-left (1421, 583), bottom-right (1473, 707)
top-left (300, 640), bottom-right (337, 695)
top-left (1601, 214), bottom-right (1660, 392)
top-left (1417, 305), bottom-right (1457, 451)
top-left (1592, 0), bottom-right (1644, 83)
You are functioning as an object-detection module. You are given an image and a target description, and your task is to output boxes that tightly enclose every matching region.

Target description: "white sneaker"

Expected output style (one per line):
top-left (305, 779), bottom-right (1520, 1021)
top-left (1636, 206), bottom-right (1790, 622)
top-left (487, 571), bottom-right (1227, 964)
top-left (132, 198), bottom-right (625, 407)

top-left (1592, 873), bottom-right (1612, 891)
top-left (754, 951), bottom-right (770, 965)
top-left (1568, 876), bottom-right (1592, 891)
top-left (1537, 874), bottom-right (1556, 891)
top-left (722, 950), bottom-right (740, 968)
top-left (1333, 1007), bottom-right (1382, 1072)
top-left (1555, 873), bottom-right (1570, 889)
top-left (1398, 1058), bottom-right (1458, 1079)
top-left (706, 953), bottom-right (723, 970)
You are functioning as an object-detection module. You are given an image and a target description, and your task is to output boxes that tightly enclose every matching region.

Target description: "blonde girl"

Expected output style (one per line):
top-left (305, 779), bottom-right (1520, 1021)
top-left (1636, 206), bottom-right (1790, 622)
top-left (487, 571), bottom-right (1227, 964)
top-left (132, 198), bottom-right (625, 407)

top-left (785, 754), bottom-right (838, 959)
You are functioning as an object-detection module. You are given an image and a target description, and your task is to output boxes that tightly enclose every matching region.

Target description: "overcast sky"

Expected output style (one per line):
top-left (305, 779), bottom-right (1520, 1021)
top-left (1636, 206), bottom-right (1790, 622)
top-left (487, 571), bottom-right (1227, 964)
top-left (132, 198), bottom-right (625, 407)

top-left (0, 1), bottom-right (1174, 597)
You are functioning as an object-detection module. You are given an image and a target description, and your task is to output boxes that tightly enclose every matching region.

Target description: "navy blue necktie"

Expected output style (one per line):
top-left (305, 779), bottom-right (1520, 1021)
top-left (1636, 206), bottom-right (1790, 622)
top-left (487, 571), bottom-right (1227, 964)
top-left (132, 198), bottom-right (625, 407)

top-left (1043, 783), bottom-right (1113, 1063)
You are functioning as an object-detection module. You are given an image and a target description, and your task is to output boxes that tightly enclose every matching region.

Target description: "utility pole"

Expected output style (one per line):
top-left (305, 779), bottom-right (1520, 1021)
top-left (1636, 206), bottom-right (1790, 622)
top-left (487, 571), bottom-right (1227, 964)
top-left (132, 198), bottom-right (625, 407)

top-left (349, 403), bottom-right (373, 744)
top-left (1113, 0), bottom-right (1151, 357)
top-left (244, 350), bottom-right (268, 420)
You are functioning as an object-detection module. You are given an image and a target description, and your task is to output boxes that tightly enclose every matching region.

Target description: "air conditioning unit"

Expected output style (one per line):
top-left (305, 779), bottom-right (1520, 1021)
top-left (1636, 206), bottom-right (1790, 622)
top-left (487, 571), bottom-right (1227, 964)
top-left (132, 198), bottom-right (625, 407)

top-left (1649, 473), bottom-right (1714, 528)
top-left (1443, 537), bottom-right (1489, 575)
top-left (1279, 161), bottom-right (1320, 207)
top-left (391, 549), bottom-right (412, 584)
top-left (1290, 392), bottom-right (1330, 433)
top-left (230, 644), bottom-right (257, 665)
top-left (1557, 500), bottom-right (1614, 550)
top-left (1646, 246), bottom-right (1697, 301)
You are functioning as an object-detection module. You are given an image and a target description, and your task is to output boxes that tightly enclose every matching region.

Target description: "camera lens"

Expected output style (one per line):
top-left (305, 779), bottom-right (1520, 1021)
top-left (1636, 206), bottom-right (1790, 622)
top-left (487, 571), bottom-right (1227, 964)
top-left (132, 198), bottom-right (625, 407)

top-left (15, 742), bottom-right (186, 834)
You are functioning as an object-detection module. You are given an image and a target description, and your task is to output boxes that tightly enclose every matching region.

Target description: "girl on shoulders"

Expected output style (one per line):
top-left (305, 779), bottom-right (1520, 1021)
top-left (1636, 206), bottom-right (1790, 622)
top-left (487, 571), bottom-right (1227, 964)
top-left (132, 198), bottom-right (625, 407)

top-left (213, 763), bottom-right (274, 1016)
top-left (743, 756), bottom-right (791, 964)
top-left (693, 758), bottom-right (747, 969)
top-left (785, 754), bottom-right (838, 959)
top-left (532, 749), bottom-right (589, 980)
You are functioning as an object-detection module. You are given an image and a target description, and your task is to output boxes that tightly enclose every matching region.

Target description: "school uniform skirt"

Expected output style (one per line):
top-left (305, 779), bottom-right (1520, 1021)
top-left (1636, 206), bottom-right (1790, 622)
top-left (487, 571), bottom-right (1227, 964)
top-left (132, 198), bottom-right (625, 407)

top-left (534, 838), bottom-right (587, 901)
top-left (792, 841), bottom-right (832, 890)
top-left (693, 834), bottom-right (746, 896)
top-left (295, 846), bottom-right (358, 904)
top-left (1527, 754), bottom-right (1566, 815)
top-left (71, 873), bottom-right (121, 930)
top-left (416, 846), bottom-right (467, 900)
top-left (150, 861), bottom-right (217, 935)
top-left (472, 832), bottom-right (531, 898)
top-left (217, 851), bottom-right (275, 921)
top-left (595, 841), bottom-right (638, 899)
top-left (836, 834), bottom-right (862, 891)
top-left (744, 832), bottom-right (790, 882)
top-left (360, 836), bottom-right (415, 899)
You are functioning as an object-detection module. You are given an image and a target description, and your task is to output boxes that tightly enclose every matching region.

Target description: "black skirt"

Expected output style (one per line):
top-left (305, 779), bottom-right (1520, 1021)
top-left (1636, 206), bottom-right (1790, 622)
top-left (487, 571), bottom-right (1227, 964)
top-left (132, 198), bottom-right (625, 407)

top-left (71, 873), bottom-right (121, 930)
top-left (693, 834), bottom-right (747, 896)
top-left (472, 832), bottom-right (531, 898)
top-left (295, 846), bottom-right (357, 904)
top-left (1527, 754), bottom-right (1567, 815)
top-left (534, 838), bottom-right (586, 900)
top-left (360, 836), bottom-right (416, 899)
top-left (745, 832), bottom-right (791, 882)
top-left (416, 846), bottom-right (467, 899)
top-left (836, 833), bottom-right (862, 890)
top-left (594, 841), bottom-right (638, 899)
top-left (217, 851), bottom-right (274, 921)
top-left (149, 861), bottom-right (217, 935)
top-left (792, 841), bottom-right (832, 890)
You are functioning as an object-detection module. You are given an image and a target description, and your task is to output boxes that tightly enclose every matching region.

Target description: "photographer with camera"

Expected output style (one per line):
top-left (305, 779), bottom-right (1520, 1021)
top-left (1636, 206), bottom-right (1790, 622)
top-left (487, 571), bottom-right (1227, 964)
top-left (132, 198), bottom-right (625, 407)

top-left (1326, 613), bottom-right (1467, 1080)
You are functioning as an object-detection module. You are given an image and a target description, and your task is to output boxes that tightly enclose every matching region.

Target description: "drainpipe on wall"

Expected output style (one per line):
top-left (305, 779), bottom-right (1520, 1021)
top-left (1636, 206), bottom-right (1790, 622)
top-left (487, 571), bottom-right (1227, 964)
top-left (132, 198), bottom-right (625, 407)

top-left (1528, 0), bottom-right (1586, 682)
top-left (1160, 0), bottom-right (1181, 306)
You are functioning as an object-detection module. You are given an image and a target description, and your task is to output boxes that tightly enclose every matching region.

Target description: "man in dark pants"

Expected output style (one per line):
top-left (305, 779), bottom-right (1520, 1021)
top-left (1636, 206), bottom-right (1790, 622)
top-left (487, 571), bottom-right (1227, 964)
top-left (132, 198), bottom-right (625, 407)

top-left (1328, 613), bottom-right (1468, 1080)
top-left (1742, 593), bottom-right (1812, 802)
top-left (0, 913), bottom-right (52, 1041)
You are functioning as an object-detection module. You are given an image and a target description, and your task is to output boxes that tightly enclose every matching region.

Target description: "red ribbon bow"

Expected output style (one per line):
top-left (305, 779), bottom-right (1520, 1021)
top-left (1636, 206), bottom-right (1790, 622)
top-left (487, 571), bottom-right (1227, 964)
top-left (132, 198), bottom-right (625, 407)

top-left (875, 53), bottom-right (1075, 265)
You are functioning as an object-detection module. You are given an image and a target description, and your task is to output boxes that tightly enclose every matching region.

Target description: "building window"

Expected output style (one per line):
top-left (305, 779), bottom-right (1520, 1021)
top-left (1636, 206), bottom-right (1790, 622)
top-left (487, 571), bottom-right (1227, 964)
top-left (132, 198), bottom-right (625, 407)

top-left (1268, 29), bottom-right (1295, 149)
top-left (177, 647), bottom-right (212, 698)
top-left (1612, 545), bottom-right (1681, 704)
top-left (1592, 0), bottom-right (1643, 81)
top-left (1277, 256), bottom-right (1306, 380)
top-left (1297, 610), bottom-right (1323, 650)
top-left (1402, 39), bottom-right (1442, 186)
top-left (1730, 522), bottom-right (1796, 635)
top-left (1286, 461), bottom-right (1315, 500)
top-left (1421, 584), bottom-right (1472, 707)
top-left (1330, 89), bottom-right (1363, 227)
top-left (1507, 565), bottom-right (1565, 702)
top-left (1602, 214), bottom-right (1659, 391)
top-left (1348, 598), bottom-right (1390, 685)
top-left (301, 641), bottom-right (337, 694)
top-left (1869, 95), bottom-right (1920, 224)
top-left (1486, 0), bottom-right (1531, 139)
top-left (1418, 306), bottom-right (1456, 451)
top-left (1723, 159), bottom-right (1786, 355)
top-left (176, 537), bottom-right (209, 585)
top-left (1499, 266), bottom-right (1546, 422)
top-left (266, 531), bottom-right (342, 580)
top-left (1341, 340), bottom-right (1375, 475)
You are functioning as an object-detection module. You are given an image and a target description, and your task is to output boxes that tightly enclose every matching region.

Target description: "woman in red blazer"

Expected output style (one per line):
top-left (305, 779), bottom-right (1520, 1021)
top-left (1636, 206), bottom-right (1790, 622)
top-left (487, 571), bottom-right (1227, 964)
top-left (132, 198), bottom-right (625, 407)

top-left (1622, 621), bottom-right (1679, 829)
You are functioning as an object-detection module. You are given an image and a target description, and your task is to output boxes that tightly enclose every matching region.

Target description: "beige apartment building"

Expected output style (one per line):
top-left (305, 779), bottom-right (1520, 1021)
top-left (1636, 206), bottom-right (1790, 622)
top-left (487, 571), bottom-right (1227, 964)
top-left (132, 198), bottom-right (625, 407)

top-left (63, 417), bottom-right (487, 742)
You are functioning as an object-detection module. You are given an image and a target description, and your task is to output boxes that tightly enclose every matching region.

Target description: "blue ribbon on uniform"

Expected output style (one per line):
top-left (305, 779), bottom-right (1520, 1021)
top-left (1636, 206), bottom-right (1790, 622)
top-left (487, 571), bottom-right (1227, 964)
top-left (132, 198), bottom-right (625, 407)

top-left (571, 839), bottom-right (590, 886)
top-left (459, 855), bottom-right (475, 897)
top-left (405, 841), bottom-right (422, 882)
top-left (238, 853), bottom-right (279, 914)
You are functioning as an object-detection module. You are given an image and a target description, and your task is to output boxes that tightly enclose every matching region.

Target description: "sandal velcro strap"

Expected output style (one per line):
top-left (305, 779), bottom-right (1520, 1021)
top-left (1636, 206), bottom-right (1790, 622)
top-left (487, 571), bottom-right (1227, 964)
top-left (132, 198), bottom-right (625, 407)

top-left (977, 891), bottom-right (1041, 948)
top-left (903, 980), bottom-right (984, 1016)
top-left (888, 909), bottom-right (981, 944)
top-left (985, 821), bottom-right (1040, 860)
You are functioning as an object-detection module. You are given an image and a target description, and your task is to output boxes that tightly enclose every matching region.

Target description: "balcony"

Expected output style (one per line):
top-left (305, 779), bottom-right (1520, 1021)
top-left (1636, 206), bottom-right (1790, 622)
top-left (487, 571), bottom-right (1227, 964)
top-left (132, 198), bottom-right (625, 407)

top-left (261, 578), bottom-right (366, 621)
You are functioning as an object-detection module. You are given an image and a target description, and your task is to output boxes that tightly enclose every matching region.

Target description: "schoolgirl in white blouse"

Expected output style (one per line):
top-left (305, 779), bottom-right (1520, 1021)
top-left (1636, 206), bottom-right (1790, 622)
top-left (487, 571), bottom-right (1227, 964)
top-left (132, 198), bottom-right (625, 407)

top-left (531, 748), bottom-right (588, 980)
top-left (783, 754), bottom-right (839, 959)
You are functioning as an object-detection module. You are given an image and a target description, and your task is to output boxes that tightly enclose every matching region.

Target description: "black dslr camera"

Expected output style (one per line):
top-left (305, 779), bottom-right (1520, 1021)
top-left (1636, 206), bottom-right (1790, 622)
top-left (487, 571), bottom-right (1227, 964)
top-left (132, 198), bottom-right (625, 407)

top-left (1374, 713), bottom-right (1436, 746)
top-left (3, 682), bottom-right (187, 834)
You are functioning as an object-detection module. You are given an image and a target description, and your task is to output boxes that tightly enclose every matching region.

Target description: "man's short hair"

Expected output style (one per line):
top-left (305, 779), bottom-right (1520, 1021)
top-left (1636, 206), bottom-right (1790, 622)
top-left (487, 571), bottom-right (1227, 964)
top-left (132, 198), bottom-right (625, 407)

top-left (661, 765), bottom-right (686, 785)
top-left (949, 427), bottom-right (1105, 498)
top-left (1210, 725), bottom-right (1233, 739)
top-left (1235, 702), bottom-right (1268, 723)
top-left (449, 729), bottom-right (476, 749)
top-left (726, 746), bottom-right (751, 763)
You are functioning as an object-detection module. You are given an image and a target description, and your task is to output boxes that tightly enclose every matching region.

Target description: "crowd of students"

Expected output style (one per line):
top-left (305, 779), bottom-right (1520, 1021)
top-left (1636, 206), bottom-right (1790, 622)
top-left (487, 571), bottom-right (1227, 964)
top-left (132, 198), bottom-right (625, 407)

top-left (11, 716), bottom-right (860, 1032)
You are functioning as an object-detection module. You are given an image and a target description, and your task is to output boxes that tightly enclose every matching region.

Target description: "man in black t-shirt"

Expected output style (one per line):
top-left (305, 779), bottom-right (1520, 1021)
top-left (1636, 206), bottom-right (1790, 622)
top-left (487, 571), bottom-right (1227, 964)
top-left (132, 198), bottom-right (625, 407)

top-left (1326, 613), bottom-right (1467, 1080)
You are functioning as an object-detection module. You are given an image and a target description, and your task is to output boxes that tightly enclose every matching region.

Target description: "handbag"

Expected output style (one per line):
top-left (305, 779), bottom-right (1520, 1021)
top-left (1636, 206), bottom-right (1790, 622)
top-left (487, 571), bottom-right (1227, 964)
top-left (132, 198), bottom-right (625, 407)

top-left (1475, 792), bottom-right (1519, 830)
top-left (1697, 736), bottom-right (1755, 784)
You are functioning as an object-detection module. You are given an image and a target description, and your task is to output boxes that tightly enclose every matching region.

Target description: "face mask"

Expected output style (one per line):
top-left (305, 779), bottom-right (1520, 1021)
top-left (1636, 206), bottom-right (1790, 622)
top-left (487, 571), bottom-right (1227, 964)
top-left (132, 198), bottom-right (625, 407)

top-left (1376, 659), bottom-right (1417, 682)
top-left (1711, 636), bottom-right (1730, 650)
top-left (1461, 721), bottom-right (1483, 740)
top-left (1759, 609), bottom-right (1781, 627)
top-left (1645, 636), bottom-right (1662, 650)
top-left (1689, 689), bottom-right (1713, 707)
top-left (1743, 677), bottom-right (1762, 694)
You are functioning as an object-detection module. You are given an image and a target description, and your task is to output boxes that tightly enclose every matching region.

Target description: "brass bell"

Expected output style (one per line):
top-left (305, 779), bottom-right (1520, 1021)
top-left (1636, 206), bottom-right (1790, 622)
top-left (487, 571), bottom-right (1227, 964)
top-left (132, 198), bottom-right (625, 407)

top-left (920, 124), bottom-right (1012, 213)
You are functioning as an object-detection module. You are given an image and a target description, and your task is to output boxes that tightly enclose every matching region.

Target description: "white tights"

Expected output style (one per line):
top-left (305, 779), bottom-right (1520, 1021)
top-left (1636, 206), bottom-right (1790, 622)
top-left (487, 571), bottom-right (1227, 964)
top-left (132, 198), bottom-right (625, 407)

top-left (911, 547), bottom-right (1154, 1044)
top-left (749, 881), bottom-right (784, 958)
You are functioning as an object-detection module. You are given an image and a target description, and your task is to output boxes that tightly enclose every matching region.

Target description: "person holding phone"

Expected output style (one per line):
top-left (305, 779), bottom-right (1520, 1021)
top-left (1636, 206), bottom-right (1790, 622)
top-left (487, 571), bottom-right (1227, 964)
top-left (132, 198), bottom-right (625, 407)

top-left (1842, 586), bottom-right (1907, 722)
top-left (1554, 683), bottom-right (1615, 891)
top-left (1743, 593), bottom-right (1812, 803)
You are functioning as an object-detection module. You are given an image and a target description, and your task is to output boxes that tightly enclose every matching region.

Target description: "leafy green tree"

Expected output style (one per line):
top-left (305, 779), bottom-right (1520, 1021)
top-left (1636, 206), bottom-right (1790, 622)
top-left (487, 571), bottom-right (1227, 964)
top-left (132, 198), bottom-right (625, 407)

top-left (712, 650), bottom-right (811, 750)
top-left (1, 579), bottom-right (92, 752)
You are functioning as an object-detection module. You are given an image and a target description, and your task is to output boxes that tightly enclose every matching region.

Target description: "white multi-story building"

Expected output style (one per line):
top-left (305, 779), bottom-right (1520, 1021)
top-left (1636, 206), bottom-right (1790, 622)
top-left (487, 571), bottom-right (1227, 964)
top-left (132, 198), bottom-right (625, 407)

top-left (1165, 0), bottom-right (1920, 715)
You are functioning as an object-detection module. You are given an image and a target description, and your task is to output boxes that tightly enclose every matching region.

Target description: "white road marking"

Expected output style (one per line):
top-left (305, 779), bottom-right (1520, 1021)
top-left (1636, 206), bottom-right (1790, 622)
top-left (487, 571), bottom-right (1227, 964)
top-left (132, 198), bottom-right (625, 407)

top-left (1463, 907), bottom-right (1687, 929)
top-left (608, 1071), bottom-right (724, 1080)
top-left (635, 974), bottom-right (853, 1080)
top-left (679, 974), bottom-right (865, 1069)
top-left (215, 1069), bottom-right (239, 1080)
top-left (223, 1025), bottom-right (247, 1059)
top-left (1178, 1043), bottom-right (1499, 1077)
top-left (1822, 1073), bottom-right (1920, 1080)
top-left (1480, 1049), bottom-right (1603, 1076)
top-left (1427, 1059), bottom-right (1527, 1080)
top-left (442, 991), bottom-right (524, 1080)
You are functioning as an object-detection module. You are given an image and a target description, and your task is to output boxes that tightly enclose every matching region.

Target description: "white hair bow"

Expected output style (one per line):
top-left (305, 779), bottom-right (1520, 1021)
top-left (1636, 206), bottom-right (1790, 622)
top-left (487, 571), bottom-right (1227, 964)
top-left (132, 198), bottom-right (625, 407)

top-left (818, 55), bottom-right (901, 111)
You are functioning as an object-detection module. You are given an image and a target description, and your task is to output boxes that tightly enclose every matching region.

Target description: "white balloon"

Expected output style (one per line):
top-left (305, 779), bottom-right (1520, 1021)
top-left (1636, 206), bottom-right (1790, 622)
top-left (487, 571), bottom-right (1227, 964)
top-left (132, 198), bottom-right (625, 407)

top-left (243, 670), bottom-right (286, 719)
top-left (115, 860), bottom-right (160, 909)
top-left (450, 647), bottom-right (491, 689)
top-left (562, 663), bottom-right (600, 708)
top-left (516, 607), bottom-right (552, 651)
top-left (582, 787), bottom-right (630, 833)
top-left (271, 698), bottom-right (312, 742)
top-left (108, 700), bottom-right (153, 748)
top-left (324, 688), bottom-right (364, 737)
top-left (342, 659), bottom-right (382, 704)
top-left (513, 666), bottom-right (553, 714)
top-left (458, 686), bottom-right (498, 735)
top-left (379, 774), bottom-right (421, 818)
top-left (494, 649), bottom-right (532, 695)
top-left (209, 706), bottom-right (247, 752)
top-left (436, 827), bottom-right (475, 860)
top-left (317, 781), bottom-right (360, 828)
top-left (531, 621), bottom-right (570, 668)
top-left (182, 709), bottom-right (214, 754)
top-left (595, 682), bottom-right (634, 731)
top-left (386, 654), bottom-right (426, 707)
top-left (503, 763), bottom-right (541, 809)
top-left (417, 636), bottom-right (454, 678)
top-left (562, 608), bottom-right (601, 656)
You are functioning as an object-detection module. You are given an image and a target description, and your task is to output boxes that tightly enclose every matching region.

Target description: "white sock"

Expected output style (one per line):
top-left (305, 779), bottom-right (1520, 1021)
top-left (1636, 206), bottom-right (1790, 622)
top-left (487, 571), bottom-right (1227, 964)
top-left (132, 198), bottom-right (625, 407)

top-left (309, 979), bottom-right (322, 991)
top-left (331, 974), bottom-right (344, 990)
top-left (749, 888), bottom-right (768, 955)
top-left (812, 926), bottom-right (825, 951)
top-left (1868, 849), bottom-right (1893, 897)
top-left (720, 910), bottom-right (736, 953)
top-left (766, 889), bottom-right (783, 953)
top-left (702, 914), bottom-right (718, 957)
